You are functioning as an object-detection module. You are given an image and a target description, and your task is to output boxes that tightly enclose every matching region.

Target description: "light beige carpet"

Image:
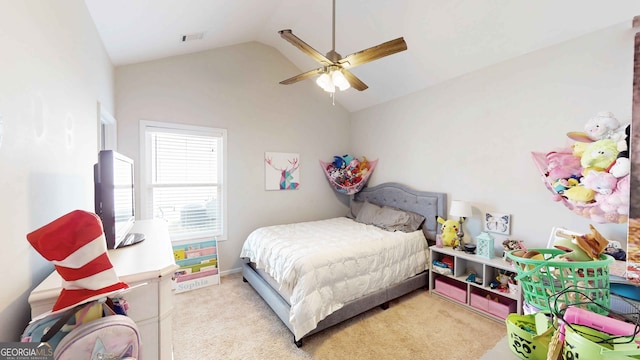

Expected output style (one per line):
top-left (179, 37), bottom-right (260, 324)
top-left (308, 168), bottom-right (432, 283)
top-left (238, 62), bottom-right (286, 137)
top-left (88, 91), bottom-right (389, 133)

top-left (172, 272), bottom-right (509, 360)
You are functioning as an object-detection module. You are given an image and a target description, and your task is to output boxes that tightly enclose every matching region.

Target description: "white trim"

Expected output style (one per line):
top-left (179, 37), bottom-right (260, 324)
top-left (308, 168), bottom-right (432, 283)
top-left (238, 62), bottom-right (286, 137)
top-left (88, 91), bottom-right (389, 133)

top-left (97, 102), bottom-right (117, 151)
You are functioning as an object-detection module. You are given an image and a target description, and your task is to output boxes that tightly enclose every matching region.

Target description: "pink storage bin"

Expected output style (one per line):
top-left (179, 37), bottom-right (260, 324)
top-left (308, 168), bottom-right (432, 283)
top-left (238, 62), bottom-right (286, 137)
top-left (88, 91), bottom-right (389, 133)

top-left (471, 290), bottom-right (516, 319)
top-left (470, 292), bottom-right (490, 312)
top-left (434, 277), bottom-right (466, 303)
top-left (488, 296), bottom-right (517, 319)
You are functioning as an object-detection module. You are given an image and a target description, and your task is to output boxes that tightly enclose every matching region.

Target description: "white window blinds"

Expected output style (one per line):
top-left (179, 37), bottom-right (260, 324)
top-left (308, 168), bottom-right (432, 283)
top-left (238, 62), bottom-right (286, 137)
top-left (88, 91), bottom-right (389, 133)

top-left (140, 121), bottom-right (227, 241)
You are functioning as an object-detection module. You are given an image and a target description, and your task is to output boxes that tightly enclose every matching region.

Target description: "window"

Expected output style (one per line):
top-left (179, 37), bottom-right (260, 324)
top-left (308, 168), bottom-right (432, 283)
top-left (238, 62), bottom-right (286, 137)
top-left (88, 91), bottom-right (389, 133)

top-left (139, 121), bottom-right (227, 241)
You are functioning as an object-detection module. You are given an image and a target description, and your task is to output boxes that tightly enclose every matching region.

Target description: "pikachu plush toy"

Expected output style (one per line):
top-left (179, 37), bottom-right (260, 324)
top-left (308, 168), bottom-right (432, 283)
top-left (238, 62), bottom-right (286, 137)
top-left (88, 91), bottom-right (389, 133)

top-left (437, 216), bottom-right (460, 247)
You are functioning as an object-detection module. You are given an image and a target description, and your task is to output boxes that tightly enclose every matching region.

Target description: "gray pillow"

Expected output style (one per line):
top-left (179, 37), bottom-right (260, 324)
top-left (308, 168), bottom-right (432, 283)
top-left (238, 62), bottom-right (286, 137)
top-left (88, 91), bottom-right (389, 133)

top-left (399, 210), bottom-right (426, 232)
top-left (376, 206), bottom-right (425, 232)
top-left (354, 201), bottom-right (382, 225)
top-left (355, 201), bottom-right (426, 233)
top-left (375, 206), bottom-right (411, 231)
top-left (346, 200), bottom-right (365, 219)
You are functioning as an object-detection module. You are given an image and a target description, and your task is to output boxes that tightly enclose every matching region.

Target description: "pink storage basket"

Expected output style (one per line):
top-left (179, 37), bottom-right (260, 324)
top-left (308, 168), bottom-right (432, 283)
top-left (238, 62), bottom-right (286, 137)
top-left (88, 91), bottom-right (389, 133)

top-left (531, 151), bottom-right (629, 224)
top-left (320, 158), bottom-right (377, 195)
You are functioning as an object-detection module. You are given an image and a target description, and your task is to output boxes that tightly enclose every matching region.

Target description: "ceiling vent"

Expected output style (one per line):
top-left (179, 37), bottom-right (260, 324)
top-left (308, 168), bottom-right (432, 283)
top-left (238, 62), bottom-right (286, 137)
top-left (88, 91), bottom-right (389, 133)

top-left (181, 32), bottom-right (204, 42)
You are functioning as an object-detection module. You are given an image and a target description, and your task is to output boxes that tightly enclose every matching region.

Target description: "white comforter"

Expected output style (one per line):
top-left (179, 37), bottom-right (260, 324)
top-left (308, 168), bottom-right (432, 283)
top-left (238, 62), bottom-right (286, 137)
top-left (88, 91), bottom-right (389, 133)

top-left (240, 217), bottom-right (428, 339)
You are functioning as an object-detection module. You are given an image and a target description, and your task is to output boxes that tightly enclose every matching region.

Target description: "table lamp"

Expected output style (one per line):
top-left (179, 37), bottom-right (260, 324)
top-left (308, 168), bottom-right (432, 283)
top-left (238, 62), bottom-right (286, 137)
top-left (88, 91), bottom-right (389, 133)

top-left (449, 200), bottom-right (472, 250)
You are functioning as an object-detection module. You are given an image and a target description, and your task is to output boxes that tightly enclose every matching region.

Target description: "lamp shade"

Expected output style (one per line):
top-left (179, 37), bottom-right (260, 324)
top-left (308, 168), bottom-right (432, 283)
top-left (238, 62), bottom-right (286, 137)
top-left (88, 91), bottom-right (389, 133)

top-left (450, 200), bottom-right (472, 218)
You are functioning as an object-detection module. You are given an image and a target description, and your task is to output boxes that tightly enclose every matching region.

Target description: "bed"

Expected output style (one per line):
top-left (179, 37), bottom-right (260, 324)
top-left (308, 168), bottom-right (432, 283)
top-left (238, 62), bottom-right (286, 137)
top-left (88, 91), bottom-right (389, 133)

top-left (240, 182), bottom-right (446, 346)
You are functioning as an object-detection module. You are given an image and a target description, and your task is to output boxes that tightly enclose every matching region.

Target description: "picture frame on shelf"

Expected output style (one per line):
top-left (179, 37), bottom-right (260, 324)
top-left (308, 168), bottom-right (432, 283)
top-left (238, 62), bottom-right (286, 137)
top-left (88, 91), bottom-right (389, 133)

top-left (484, 212), bottom-right (511, 235)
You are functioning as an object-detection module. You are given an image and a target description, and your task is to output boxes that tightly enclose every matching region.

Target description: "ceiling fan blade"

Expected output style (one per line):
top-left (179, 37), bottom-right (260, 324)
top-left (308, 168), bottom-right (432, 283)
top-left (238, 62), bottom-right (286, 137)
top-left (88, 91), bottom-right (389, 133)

top-left (279, 67), bottom-right (324, 85)
top-left (342, 70), bottom-right (368, 91)
top-left (279, 29), bottom-right (334, 66)
top-left (338, 37), bottom-right (407, 69)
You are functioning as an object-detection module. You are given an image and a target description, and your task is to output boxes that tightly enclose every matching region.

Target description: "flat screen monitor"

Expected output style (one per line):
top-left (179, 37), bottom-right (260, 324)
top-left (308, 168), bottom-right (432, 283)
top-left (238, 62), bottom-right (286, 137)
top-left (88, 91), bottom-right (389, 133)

top-left (94, 150), bottom-right (145, 249)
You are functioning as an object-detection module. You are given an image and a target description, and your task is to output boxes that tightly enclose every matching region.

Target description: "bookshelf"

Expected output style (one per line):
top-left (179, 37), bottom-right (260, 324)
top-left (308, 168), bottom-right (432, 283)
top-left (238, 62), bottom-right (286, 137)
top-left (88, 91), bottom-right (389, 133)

top-left (172, 239), bottom-right (220, 293)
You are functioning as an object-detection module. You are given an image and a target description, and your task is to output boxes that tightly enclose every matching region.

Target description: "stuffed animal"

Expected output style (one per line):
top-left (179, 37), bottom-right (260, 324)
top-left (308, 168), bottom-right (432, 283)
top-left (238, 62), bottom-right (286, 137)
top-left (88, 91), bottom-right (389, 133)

top-left (563, 185), bottom-right (595, 204)
top-left (546, 151), bottom-right (582, 180)
top-left (572, 142), bottom-right (589, 157)
top-left (580, 139), bottom-right (619, 174)
top-left (581, 170), bottom-right (618, 195)
top-left (596, 175), bottom-right (630, 216)
top-left (584, 111), bottom-right (624, 142)
top-left (436, 216), bottom-right (460, 247)
top-left (609, 124), bottom-right (631, 178)
top-left (552, 178), bottom-right (579, 193)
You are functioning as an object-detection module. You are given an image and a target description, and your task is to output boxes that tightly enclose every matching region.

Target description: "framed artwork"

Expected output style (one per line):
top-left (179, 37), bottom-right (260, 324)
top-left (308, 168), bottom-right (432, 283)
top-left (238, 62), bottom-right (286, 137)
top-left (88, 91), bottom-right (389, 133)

top-left (484, 212), bottom-right (511, 235)
top-left (265, 152), bottom-right (300, 190)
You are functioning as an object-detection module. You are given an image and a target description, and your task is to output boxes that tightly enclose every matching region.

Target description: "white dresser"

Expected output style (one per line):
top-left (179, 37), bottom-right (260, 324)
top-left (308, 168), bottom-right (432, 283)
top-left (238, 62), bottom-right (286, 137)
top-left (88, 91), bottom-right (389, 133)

top-left (28, 219), bottom-right (179, 360)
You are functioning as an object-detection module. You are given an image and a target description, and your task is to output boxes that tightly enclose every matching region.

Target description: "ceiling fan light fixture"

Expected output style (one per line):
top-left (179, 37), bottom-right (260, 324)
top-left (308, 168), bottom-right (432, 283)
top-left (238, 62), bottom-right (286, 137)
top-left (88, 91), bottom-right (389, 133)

top-left (331, 70), bottom-right (350, 91)
top-left (316, 73), bottom-right (335, 93)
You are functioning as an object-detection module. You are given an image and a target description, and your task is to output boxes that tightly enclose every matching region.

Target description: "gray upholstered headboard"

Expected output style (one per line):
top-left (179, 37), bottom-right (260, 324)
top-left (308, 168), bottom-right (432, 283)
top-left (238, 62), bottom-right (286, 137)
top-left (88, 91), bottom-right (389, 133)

top-left (353, 182), bottom-right (446, 241)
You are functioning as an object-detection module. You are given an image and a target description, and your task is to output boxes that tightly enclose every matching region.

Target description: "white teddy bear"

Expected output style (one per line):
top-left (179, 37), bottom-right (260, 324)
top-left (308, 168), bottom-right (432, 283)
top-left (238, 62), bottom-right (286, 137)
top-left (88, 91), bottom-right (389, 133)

top-left (584, 111), bottom-right (626, 143)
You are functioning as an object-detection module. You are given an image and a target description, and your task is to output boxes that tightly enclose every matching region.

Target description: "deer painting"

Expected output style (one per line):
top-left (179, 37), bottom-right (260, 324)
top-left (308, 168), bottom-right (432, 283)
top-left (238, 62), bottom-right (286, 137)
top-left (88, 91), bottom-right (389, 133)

top-left (265, 154), bottom-right (300, 190)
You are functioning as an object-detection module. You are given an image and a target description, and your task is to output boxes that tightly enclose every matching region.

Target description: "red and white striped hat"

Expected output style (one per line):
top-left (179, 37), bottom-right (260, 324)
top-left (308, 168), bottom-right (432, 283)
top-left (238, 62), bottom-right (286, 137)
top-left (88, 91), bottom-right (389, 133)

top-left (27, 210), bottom-right (129, 313)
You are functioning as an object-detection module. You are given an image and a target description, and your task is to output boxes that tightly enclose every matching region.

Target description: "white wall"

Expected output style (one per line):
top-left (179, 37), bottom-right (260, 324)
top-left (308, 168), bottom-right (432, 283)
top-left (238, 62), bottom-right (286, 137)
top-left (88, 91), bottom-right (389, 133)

top-left (0, 1), bottom-right (114, 341)
top-left (351, 21), bottom-right (634, 252)
top-left (114, 42), bottom-right (352, 272)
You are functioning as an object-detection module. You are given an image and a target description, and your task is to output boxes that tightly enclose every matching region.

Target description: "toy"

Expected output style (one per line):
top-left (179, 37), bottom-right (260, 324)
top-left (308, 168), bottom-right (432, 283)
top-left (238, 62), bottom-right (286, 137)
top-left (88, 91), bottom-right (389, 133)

top-left (323, 155), bottom-right (376, 194)
top-left (584, 111), bottom-right (624, 142)
top-left (553, 236), bottom-right (592, 261)
top-left (604, 245), bottom-right (626, 261)
top-left (358, 156), bottom-right (370, 172)
top-left (502, 239), bottom-right (525, 251)
top-left (496, 270), bottom-right (516, 293)
top-left (609, 157), bottom-right (630, 178)
top-left (552, 177), bottom-right (579, 193)
top-left (332, 155), bottom-right (346, 169)
top-left (563, 185), bottom-right (595, 203)
top-left (609, 124), bottom-right (631, 178)
top-left (581, 170), bottom-right (617, 195)
top-left (595, 174), bottom-right (630, 216)
top-left (580, 138), bottom-right (619, 173)
top-left (545, 151), bottom-right (582, 180)
top-left (571, 141), bottom-right (588, 157)
top-left (535, 111), bottom-right (631, 224)
top-left (571, 224), bottom-right (609, 260)
top-left (436, 216), bottom-right (460, 247)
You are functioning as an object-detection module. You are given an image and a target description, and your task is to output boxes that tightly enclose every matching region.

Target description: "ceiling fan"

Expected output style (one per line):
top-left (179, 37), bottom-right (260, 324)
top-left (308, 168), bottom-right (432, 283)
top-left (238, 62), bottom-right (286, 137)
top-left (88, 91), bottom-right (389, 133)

top-left (278, 0), bottom-right (407, 93)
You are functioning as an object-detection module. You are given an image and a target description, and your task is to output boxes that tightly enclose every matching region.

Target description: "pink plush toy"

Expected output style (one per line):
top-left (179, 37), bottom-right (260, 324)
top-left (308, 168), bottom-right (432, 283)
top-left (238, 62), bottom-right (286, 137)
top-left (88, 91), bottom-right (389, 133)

top-left (596, 175), bottom-right (630, 216)
top-left (582, 170), bottom-right (618, 195)
top-left (546, 150), bottom-right (582, 180)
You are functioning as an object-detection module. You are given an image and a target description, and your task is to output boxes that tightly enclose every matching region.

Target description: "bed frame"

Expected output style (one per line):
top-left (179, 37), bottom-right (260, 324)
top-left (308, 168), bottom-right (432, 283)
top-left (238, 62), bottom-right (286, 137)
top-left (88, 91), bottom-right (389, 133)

top-left (241, 182), bottom-right (447, 346)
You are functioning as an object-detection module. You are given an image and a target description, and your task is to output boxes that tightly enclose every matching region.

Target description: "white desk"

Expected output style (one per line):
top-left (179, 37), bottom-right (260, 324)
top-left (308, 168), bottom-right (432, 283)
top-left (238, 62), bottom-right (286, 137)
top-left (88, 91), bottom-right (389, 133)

top-left (29, 219), bottom-right (179, 360)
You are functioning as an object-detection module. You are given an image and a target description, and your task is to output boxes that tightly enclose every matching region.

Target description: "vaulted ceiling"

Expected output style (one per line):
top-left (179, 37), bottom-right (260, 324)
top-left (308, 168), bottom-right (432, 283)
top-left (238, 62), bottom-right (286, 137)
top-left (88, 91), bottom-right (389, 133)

top-left (85, 0), bottom-right (640, 112)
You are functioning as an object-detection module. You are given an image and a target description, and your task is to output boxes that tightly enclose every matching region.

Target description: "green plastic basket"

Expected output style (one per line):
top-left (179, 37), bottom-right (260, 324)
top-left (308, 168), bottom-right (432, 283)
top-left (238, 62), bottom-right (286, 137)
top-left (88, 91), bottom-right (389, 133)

top-left (505, 313), bottom-right (554, 360)
top-left (507, 248), bottom-right (614, 314)
top-left (563, 324), bottom-right (640, 359)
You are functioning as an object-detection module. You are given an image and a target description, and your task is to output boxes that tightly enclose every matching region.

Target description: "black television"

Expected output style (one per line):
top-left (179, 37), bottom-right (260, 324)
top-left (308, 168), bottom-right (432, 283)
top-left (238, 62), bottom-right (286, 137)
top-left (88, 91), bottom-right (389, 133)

top-left (94, 150), bottom-right (145, 249)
